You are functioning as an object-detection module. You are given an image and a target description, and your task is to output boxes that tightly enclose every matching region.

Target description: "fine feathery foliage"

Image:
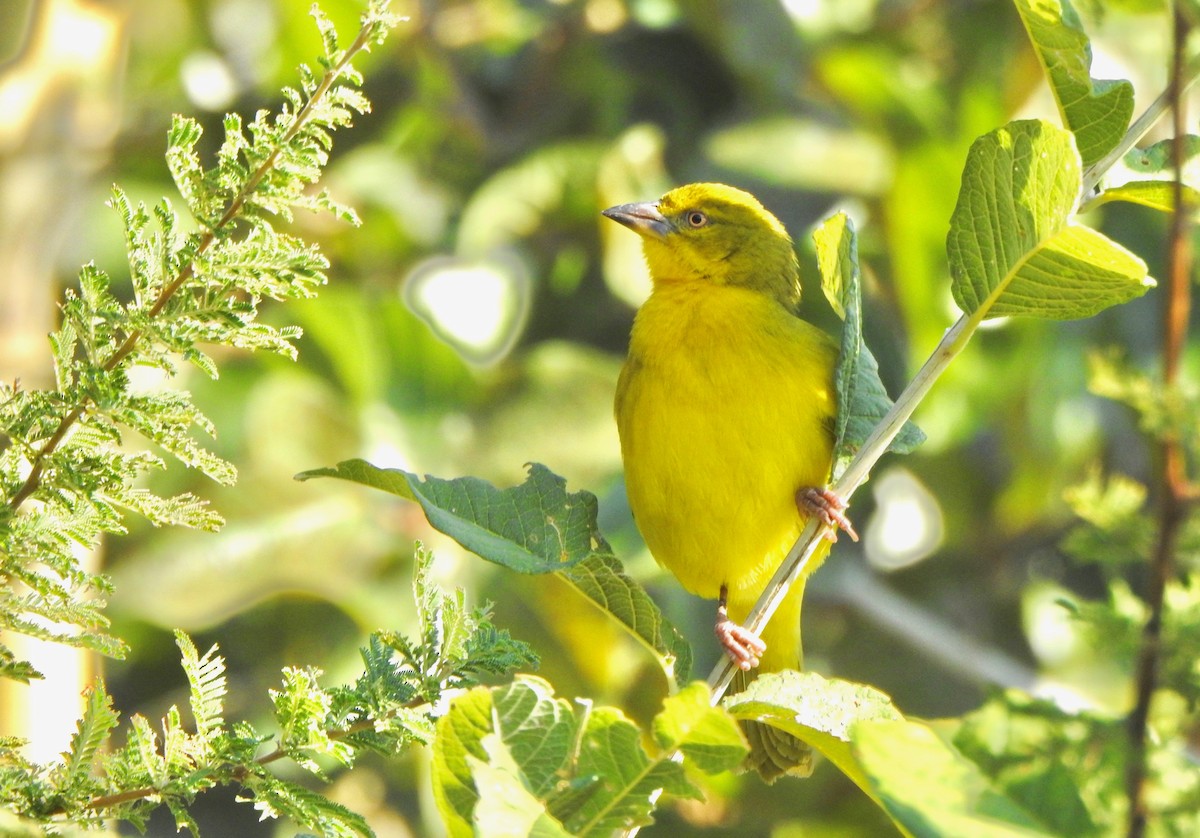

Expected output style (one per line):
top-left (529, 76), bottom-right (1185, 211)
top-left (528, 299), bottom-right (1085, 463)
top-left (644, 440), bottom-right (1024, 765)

top-left (0, 545), bottom-right (535, 834)
top-left (0, 1), bottom-right (398, 681)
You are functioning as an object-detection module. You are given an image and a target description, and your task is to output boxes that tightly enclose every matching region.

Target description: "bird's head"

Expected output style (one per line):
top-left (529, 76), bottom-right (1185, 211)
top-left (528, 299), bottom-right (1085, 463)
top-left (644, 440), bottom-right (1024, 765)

top-left (602, 182), bottom-right (801, 308)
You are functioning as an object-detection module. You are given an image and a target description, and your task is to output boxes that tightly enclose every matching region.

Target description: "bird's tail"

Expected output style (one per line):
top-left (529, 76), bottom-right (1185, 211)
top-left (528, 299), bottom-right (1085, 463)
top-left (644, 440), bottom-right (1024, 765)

top-left (729, 576), bottom-right (813, 783)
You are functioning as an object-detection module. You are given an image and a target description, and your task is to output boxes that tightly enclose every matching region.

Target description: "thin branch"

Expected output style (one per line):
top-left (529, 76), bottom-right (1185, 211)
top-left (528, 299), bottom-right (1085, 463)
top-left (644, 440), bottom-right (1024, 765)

top-left (79, 712), bottom-right (421, 815)
top-left (1125, 7), bottom-right (1194, 837)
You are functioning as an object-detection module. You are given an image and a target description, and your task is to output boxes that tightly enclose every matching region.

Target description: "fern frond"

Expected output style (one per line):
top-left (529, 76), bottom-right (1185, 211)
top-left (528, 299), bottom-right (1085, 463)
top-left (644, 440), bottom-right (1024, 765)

top-left (57, 680), bottom-right (120, 792)
top-left (175, 630), bottom-right (227, 742)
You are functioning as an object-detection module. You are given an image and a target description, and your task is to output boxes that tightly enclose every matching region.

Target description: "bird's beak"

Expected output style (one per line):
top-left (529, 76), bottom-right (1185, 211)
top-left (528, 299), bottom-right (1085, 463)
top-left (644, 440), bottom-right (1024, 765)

top-left (601, 201), bottom-right (671, 240)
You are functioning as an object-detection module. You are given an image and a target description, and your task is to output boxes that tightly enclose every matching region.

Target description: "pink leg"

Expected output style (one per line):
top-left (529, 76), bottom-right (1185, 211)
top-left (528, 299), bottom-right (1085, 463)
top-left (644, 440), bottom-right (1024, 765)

top-left (714, 584), bottom-right (765, 671)
top-left (797, 487), bottom-right (858, 542)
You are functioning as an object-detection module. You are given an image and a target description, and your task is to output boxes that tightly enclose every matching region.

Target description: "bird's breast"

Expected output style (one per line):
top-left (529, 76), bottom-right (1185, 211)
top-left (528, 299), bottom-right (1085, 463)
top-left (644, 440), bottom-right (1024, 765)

top-left (615, 283), bottom-right (838, 600)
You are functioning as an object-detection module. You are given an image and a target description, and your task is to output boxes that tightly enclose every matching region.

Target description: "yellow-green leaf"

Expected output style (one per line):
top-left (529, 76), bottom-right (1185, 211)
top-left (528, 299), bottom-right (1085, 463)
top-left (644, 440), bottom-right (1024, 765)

top-left (1013, 0), bottom-right (1133, 167)
top-left (948, 120), bottom-right (1152, 321)
top-left (723, 670), bottom-right (902, 804)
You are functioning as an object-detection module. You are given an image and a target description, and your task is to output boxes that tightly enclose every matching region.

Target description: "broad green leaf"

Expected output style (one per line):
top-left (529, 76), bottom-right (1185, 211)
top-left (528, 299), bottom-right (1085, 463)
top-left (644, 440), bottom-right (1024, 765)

top-left (815, 213), bottom-right (925, 482)
top-left (297, 460), bottom-right (595, 573)
top-left (468, 734), bottom-right (573, 838)
top-left (948, 120), bottom-right (1152, 320)
top-left (1090, 180), bottom-right (1200, 215)
top-left (723, 670), bottom-right (902, 803)
top-left (490, 679), bottom-right (583, 797)
top-left (1120, 136), bottom-right (1200, 178)
top-left (853, 719), bottom-right (1054, 838)
top-left (557, 552), bottom-right (692, 684)
top-left (299, 460), bottom-right (693, 684)
top-left (434, 677), bottom-right (588, 830)
top-left (651, 681), bottom-right (747, 775)
top-left (432, 677), bottom-right (699, 838)
top-left (1004, 762), bottom-right (1098, 837)
top-left (1013, 0), bottom-right (1133, 167)
top-left (432, 685), bottom-right (498, 838)
top-left (567, 705), bottom-right (699, 836)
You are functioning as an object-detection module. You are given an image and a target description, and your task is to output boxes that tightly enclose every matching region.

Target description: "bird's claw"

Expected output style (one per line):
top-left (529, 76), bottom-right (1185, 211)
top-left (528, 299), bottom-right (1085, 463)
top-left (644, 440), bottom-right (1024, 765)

top-left (715, 618), bottom-right (765, 671)
top-left (797, 487), bottom-right (858, 542)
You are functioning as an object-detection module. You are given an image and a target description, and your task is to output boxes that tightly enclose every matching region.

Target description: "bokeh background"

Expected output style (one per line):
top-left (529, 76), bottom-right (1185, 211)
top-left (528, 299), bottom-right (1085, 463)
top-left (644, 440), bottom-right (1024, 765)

top-left (0, 0), bottom-right (1181, 835)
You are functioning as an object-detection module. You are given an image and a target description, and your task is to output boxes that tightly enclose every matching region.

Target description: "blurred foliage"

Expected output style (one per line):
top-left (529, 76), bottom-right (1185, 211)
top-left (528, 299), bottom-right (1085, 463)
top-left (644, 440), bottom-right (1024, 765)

top-left (2, 0), bottom-right (1199, 835)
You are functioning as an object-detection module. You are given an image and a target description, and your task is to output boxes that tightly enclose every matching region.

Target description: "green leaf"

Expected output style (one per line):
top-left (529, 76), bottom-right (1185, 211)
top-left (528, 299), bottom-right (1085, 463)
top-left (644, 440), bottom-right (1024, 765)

top-left (1090, 180), bottom-right (1200, 214)
top-left (948, 120), bottom-right (1152, 321)
top-left (723, 670), bottom-right (902, 803)
top-left (1004, 762), bottom-right (1098, 837)
top-left (432, 677), bottom-right (703, 838)
top-left (175, 630), bottom-right (226, 743)
top-left (853, 719), bottom-right (1055, 838)
top-left (1012, 0), bottom-right (1133, 168)
top-left (557, 552), bottom-right (692, 684)
top-left (297, 460), bottom-right (591, 572)
top-left (58, 679), bottom-right (120, 791)
top-left (1061, 467), bottom-right (1152, 568)
top-left (567, 707), bottom-right (699, 836)
top-left (815, 213), bottom-right (924, 482)
top-left (1119, 135), bottom-right (1200, 179)
top-left (652, 681), bottom-right (747, 775)
top-left (129, 714), bottom-right (167, 788)
top-left (468, 734), bottom-right (573, 838)
top-left (270, 666), bottom-right (354, 774)
top-left (299, 460), bottom-right (693, 683)
top-left (246, 776), bottom-right (374, 838)
top-left (433, 678), bottom-right (580, 838)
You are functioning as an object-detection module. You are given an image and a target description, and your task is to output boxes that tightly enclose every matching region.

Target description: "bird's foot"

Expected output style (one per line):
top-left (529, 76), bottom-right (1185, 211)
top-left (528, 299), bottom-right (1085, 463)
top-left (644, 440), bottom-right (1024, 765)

top-left (716, 584), bottom-right (765, 671)
top-left (715, 618), bottom-right (765, 671)
top-left (797, 487), bottom-right (858, 542)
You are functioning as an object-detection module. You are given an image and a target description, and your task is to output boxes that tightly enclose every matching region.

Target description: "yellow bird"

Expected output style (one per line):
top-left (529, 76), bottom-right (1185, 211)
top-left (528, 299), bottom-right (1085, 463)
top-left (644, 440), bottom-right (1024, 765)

top-left (603, 183), bottom-right (854, 782)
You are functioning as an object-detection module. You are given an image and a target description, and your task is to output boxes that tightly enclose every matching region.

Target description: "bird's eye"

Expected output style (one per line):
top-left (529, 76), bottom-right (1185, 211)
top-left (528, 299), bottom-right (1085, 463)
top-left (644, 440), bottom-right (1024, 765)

top-left (686, 211), bottom-right (709, 228)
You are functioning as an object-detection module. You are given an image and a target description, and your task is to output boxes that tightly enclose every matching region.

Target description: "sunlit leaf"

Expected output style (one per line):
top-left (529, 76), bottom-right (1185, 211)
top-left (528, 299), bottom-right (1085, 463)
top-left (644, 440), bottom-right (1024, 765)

top-left (652, 681), bottom-right (747, 775)
top-left (815, 213), bottom-right (924, 481)
top-left (724, 670), bottom-right (902, 802)
top-left (948, 120), bottom-right (1152, 320)
top-left (567, 707), bottom-right (699, 836)
top-left (433, 677), bottom-right (704, 837)
top-left (1013, 0), bottom-right (1133, 167)
top-left (468, 735), bottom-right (572, 837)
top-left (854, 719), bottom-right (1054, 837)
top-left (1090, 136), bottom-right (1200, 215)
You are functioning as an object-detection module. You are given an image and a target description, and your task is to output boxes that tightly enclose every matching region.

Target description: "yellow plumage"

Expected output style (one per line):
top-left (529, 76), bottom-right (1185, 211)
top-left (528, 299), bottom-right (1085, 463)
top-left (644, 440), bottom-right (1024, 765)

top-left (605, 183), bottom-right (841, 781)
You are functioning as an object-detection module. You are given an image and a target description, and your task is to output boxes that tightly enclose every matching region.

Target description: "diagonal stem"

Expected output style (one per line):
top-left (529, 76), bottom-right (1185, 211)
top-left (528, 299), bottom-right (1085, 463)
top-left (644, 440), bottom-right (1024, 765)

top-left (706, 313), bottom-right (976, 697)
